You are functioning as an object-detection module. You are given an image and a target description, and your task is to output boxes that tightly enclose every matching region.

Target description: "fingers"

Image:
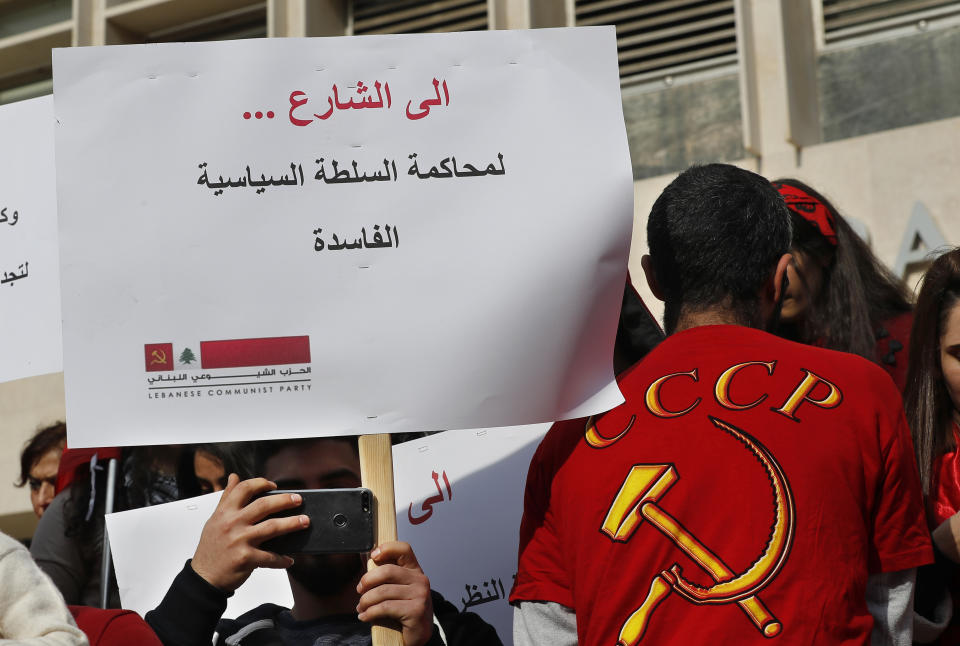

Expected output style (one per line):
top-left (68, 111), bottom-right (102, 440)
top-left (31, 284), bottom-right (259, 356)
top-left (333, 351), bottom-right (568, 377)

top-left (247, 548), bottom-right (295, 571)
top-left (358, 563), bottom-right (427, 595)
top-left (213, 473), bottom-right (240, 506)
top-left (248, 514), bottom-right (310, 543)
top-left (356, 583), bottom-right (425, 614)
top-left (369, 541), bottom-right (421, 570)
top-left (356, 598), bottom-right (429, 624)
top-left (239, 491), bottom-right (304, 524)
top-left (224, 477), bottom-right (277, 509)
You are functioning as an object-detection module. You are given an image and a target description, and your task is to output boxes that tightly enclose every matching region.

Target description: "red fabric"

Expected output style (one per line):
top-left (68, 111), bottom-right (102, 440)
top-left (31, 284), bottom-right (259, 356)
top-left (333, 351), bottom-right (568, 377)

top-left (774, 182), bottom-right (838, 245)
top-left (68, 606), bottom-right (162, 646)
top-left (874, 312), bottom-right (912, 394)
top-left (931, 424), bottom-right (960, 527)
top-left (512, 325), bottom-right (931, 646)
top-left (55, 446), bottom-right (122, 495)
top-left (200, 335), bottom-right (311, 369)
top-left (930, 424), bottom-right (960, 646)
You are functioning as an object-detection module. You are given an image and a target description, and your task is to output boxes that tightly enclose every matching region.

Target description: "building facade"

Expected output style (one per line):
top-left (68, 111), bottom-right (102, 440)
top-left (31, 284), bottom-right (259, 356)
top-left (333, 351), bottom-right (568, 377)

top-left (1, 0), bottom-right (958, 536)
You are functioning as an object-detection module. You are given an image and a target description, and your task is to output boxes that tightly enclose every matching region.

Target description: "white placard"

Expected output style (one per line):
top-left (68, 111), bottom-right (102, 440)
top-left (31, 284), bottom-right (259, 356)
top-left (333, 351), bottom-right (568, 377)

top-left (53, 29), bottom-right (632, 447)
top-left (0, 96), bottom-right (63, 383)
top-left (107, 426), bottom-right (546, 642)
top-left (394, 425), bottom-right (549, 645)
top-left (105, 492), bottom-right (293, 619)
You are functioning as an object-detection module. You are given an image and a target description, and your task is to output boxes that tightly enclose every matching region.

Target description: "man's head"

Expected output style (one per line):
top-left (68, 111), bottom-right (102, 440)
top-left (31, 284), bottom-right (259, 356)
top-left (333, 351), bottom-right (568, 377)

top-left (643, 163), bottom-right (792, 333)
top-left (255, 437), bottom-right (365, 598)
top-left (17, 422), bottom-right (66, 518)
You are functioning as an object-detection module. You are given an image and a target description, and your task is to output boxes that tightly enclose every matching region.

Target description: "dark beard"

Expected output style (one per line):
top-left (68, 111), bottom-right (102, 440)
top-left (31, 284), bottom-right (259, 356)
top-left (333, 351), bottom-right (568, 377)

top-left (287, 552), bottom-right (365, 598)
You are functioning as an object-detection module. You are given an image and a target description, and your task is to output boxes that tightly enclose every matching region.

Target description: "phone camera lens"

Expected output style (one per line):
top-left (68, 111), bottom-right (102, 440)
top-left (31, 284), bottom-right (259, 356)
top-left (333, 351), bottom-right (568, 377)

top-left (333, 513), bottom-right (347, 528)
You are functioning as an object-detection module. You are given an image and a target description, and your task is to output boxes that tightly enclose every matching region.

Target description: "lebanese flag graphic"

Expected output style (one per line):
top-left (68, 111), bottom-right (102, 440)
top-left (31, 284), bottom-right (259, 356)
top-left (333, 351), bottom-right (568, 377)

top-left (200, 335), bottom-right (310, 369)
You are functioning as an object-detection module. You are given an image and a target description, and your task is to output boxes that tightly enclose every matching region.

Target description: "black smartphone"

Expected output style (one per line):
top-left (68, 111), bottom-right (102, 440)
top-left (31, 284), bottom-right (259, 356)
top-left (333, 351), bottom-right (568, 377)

top-left (259, 488), bottom-right (374, 555)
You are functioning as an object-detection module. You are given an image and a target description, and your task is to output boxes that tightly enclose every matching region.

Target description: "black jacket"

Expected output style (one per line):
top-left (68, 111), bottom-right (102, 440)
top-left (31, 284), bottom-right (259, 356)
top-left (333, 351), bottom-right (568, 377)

top-left (145, 561), bottom-right (503, 646)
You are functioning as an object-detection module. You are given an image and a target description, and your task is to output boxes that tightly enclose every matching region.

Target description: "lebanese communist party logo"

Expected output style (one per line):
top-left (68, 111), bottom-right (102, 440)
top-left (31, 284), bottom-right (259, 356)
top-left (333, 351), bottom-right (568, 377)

top-left (144, 336), bottom-right (310, 372)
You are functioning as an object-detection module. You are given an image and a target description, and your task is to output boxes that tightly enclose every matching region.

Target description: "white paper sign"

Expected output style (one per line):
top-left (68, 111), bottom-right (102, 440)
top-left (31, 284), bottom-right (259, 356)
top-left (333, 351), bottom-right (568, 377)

top-left (394, 425), bottom-right (550, 645)
top-left (105, 492), bottom-right (293, 619)
top-left (107, 427), bottom-right (546, 640)
top-left (53, 29), bottom-right (632, 447)
top-left (0, 96), bottom-right (63, 383)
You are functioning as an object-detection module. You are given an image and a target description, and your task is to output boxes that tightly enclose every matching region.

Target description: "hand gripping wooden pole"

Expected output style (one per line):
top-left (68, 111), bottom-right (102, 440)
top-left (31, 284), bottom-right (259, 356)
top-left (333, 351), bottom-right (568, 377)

top-left (359, 433), bottom-right (405, 646)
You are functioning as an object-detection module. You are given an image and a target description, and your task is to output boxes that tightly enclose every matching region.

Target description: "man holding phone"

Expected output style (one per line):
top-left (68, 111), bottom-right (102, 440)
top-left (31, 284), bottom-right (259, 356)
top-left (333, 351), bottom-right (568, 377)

top-left (146, 437), bottom-right (500, 646)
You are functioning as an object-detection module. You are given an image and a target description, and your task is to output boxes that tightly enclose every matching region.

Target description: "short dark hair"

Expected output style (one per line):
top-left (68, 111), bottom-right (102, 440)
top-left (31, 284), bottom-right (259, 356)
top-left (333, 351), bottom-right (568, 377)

top-left (17, 422), bottom-right (66, 487)
top-left (647, 163), bottom-right (791, 333)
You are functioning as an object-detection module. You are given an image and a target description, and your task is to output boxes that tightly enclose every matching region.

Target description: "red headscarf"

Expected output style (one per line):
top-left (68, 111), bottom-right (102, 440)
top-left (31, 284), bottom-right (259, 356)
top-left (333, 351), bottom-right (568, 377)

top-left (773, 182), bottom-right (838, 246)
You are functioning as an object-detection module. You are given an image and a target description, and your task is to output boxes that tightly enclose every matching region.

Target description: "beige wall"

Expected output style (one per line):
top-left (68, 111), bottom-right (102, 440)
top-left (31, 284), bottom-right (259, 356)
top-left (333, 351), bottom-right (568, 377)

top-left (629, 115), bottom-right (960, 326)
top-left (0, 372), bottom-right (65, 539)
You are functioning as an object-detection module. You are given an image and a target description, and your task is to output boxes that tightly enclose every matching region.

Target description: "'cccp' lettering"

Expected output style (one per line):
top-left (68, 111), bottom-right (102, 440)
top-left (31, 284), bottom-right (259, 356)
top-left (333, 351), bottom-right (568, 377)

top-left (645, 370), bottom-right (701, 418)
top-left (714, 361), bottom-right (777, 410)
top-left (771, 369), bottom-right (842, 422)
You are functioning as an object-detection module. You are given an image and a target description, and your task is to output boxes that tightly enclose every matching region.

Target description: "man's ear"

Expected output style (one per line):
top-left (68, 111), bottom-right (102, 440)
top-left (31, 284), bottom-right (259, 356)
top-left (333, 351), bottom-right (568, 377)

top-left (641, 255), bottom-right (664, 302)
top-left (772, 253), bottom-right (792, 303)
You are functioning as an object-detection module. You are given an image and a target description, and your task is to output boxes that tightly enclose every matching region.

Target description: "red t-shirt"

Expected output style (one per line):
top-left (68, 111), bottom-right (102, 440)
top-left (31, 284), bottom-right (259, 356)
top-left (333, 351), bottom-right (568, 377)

top-left (511, 325), bottom-right (932, 646)
top-left (931, 423), bottom-right (960, 526)
top-left (930, 424), bottom-right (960, 646)
top-left (875, 311), bottom-right (912, 393)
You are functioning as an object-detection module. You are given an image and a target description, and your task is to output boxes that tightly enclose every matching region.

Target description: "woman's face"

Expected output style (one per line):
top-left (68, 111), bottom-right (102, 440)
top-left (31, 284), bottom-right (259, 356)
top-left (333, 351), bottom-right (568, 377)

top-left (939, 302), bottom-right (960, 417)
top-left (194, 450), bottom-right (227, 494)
top-left (780, 251), bottom-right (825, 324)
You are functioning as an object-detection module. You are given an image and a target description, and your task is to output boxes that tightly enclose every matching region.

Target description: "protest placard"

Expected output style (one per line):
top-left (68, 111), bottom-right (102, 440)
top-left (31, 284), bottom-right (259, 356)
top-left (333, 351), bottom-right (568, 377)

top-left (0, 96), bottom-right (63, 384)
top-left (53, 28), bottom-right (632, 448)
top-left (106, 425), bottom-right (546, 644)
top-left (394, 424), bottom-right (549, 645)
top-left (105, 492), bottom-right (293, 620)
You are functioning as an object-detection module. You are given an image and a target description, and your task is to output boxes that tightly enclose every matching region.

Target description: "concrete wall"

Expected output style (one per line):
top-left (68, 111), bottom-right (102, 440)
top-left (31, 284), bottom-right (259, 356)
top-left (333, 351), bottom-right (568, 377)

top-left (819, 25), bottom-right (960, 142)
top-left (623, 72), bottom-right (745, 180)
top-left (629, 115), bottom-right (960, 324)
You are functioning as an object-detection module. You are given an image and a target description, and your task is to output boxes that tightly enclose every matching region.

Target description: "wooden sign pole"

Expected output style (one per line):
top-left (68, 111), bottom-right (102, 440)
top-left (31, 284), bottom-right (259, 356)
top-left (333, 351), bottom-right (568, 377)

top-left (359, 433), bottom-right (405, 646)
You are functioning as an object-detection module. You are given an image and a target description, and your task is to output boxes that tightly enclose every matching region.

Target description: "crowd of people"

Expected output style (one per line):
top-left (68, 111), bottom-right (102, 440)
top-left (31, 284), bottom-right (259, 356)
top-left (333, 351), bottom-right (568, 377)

top-left (3, 163), bottom-right (958, 645)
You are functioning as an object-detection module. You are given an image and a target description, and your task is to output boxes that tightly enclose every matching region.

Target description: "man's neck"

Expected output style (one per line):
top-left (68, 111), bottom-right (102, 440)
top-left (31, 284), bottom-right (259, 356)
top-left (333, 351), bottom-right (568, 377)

top-left (672, 308), bottom-right (747, 334)
top-left (288, 575), bottom-right (362, 621)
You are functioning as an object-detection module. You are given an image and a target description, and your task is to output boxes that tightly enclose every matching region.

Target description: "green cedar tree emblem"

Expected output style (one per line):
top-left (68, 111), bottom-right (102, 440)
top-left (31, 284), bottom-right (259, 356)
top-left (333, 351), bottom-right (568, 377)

top-left (179, 347), bottom-right (196, 365)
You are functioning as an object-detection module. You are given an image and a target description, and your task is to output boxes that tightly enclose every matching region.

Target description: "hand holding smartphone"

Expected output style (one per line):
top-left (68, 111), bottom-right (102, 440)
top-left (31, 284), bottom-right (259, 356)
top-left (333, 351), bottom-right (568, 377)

top-left (259, 488), bottom-right (374, 555)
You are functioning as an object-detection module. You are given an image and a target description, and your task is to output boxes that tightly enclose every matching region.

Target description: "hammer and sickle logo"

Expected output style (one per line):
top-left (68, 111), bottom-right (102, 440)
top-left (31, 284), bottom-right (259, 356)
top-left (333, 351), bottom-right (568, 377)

top-left (149, 349), bottom-right (168, 365)
top-left (600, 416), bottom-right (795, 645)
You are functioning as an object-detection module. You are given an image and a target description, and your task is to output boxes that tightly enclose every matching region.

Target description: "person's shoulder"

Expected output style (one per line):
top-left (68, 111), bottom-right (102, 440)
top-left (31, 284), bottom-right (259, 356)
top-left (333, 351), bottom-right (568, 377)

top-left (29, 491), bottom-right (73, 554)
top-left (431, 589), bottom-right (505, 646)
top-left (0, 531), bottom-right (27, 559)
top-left (529, 418), bottom-right (586, 472)
top-left (799, 339), bottom-right (900, 391)
top-left (215, 603), bottom-right (286, 640)
top-left (35, 487), bottom-right (74, 535)
top-left (540, 418), bottom-right (586, 448)
top-left (881, 310), bottom-right (914, 338)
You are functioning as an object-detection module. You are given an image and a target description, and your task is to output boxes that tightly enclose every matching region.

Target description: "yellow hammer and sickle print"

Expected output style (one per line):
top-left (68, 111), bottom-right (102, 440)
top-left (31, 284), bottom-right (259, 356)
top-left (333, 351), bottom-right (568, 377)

top-left (150, 349), bottom-right (167, 365)
top-left (599, 416), bottom-right (795, 645)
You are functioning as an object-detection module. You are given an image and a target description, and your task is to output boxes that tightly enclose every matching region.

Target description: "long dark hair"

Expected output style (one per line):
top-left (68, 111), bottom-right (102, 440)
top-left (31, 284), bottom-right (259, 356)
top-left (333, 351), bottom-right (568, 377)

top-left (773, 178), bottom-right (911, 361)
top-left (192, 442), bottom-right (257, 481)
top-left (904, 248), bottom-right (960, 497)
